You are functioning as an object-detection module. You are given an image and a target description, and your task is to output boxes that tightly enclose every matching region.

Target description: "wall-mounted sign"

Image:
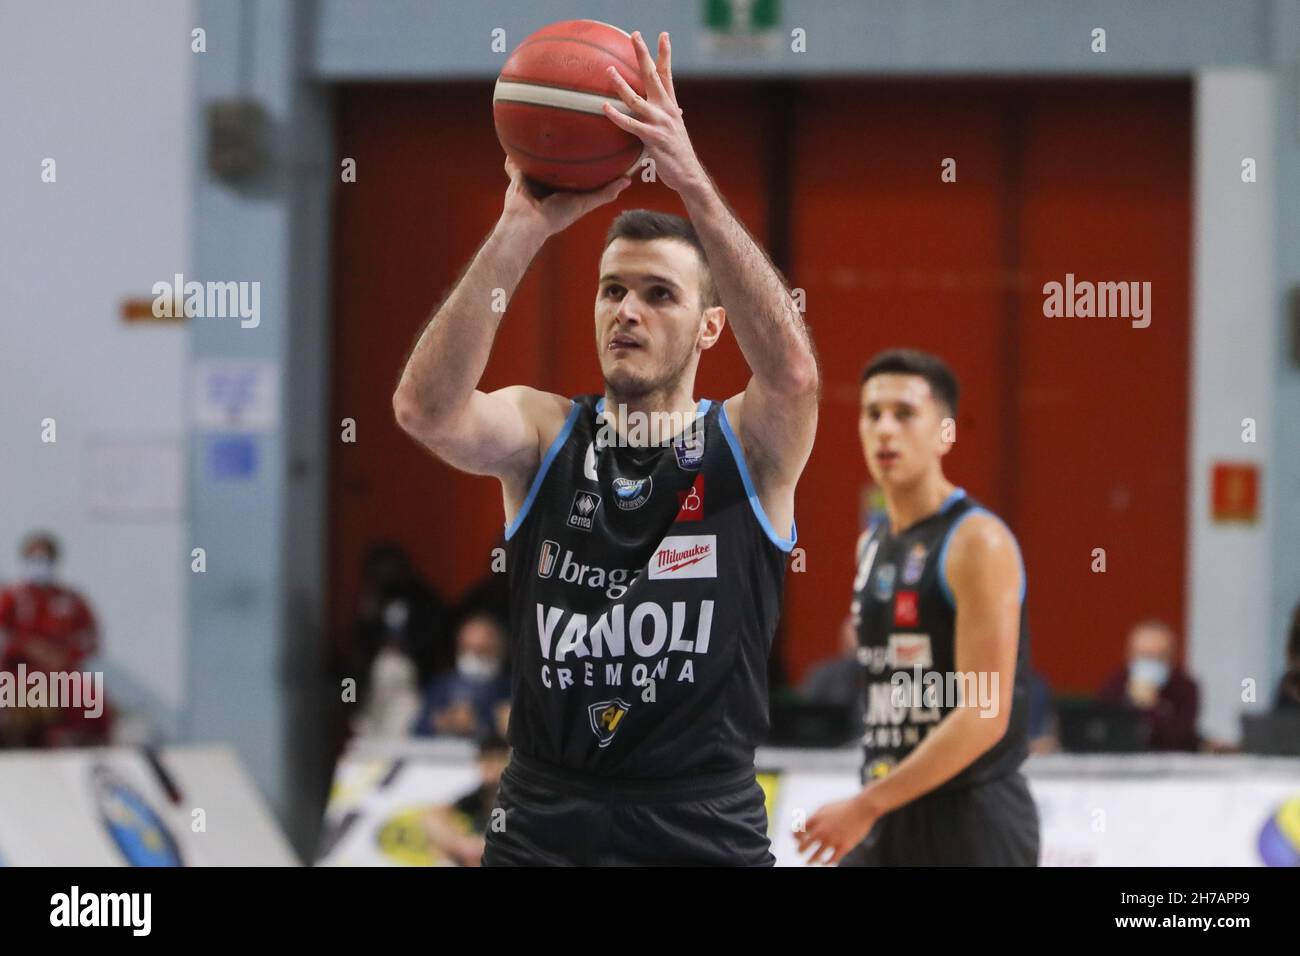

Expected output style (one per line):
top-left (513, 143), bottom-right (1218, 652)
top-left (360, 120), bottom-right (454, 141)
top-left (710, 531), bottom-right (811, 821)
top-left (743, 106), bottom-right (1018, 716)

top-left (192, 360), bottom-right (279, 432)
top-left (1211, 461), bottom-right (1259, 524)
top-left (700, 0), bottom-right (781, 54)
top-left (120, 297), bottom-right (186, 324)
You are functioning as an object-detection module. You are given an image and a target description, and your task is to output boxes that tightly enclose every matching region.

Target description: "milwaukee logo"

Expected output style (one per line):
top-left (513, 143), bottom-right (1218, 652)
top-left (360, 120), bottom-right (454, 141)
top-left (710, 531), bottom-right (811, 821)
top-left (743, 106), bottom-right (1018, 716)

top-left (648, 535), bottom-right (717, 580)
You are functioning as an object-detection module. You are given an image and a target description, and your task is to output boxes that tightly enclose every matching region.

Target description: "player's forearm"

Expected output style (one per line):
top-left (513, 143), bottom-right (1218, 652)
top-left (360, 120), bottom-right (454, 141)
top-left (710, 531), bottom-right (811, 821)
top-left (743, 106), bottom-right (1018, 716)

top-left (859, 708), bottom-right (1009, 816)
top-left (394, 219), bottom-right (547, 422)
top-left (678, 176), bottom-right (817, 393)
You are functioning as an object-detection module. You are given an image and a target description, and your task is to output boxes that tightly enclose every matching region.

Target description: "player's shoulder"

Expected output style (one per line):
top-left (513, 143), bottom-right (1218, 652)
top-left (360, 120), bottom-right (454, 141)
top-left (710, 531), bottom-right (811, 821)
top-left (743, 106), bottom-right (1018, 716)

top-left (722, 392), bottom-right (743, 428)
top-left (943, 505), bottom-right (1023, 596)
top-left (492, 385), bottom-right (573, 440)
top-left (948, 506), bottom-right (1020, 558)
top-left (491, 384), bottom-right (571, 417)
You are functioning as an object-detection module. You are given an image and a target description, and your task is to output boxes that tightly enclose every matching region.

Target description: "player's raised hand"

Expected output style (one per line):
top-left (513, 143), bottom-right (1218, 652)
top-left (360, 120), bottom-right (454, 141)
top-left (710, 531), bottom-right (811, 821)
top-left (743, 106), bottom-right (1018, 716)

top-left (601, 31), bottom-right (707, 196)
top-left (500, 155), bottom-right (631, 240)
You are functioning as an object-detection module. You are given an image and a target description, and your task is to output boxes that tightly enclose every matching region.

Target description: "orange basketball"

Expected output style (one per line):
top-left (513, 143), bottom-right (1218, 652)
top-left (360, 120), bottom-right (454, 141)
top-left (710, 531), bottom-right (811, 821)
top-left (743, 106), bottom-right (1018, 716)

top-left (493, 19), bottom-right (647, 192)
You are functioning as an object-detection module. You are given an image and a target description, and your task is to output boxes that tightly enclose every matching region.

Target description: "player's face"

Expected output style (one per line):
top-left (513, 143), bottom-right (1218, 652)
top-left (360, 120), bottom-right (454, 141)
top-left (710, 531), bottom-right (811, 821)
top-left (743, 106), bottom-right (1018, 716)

top-left (859, 374), bottom-right (952, 488)
top-left (595, 239), bottom-right (717, 400)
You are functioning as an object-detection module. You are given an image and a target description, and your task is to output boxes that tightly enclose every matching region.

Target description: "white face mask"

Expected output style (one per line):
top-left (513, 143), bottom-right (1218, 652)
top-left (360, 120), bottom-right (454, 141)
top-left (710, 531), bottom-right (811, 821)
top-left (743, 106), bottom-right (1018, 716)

top-left (457, 652), bottom-right (501, 681)
top-left (1129, 657), bottom-right (1170, 688)
top-left (23, 557), bottom-right (55, 585)
top-left (382, 599), bottom-right (410, 632)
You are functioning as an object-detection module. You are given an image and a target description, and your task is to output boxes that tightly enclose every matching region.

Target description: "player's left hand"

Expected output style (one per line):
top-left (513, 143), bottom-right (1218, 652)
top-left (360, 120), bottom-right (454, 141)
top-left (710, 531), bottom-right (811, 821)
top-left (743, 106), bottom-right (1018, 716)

top-left (601, 31), bottom-right (707, 195)
top-left (795, 793), bottom-right (882, 865)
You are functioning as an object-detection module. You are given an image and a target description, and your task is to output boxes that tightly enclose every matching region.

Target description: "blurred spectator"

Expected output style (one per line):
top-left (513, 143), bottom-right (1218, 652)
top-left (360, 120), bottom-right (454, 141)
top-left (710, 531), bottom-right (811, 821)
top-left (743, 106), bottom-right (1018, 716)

top-left (353, 543), bottom-right (450, 689)
top-left (801, 613), bottom-right (864, 730)
top-left (413, 610), bottom-right (510, 738)
top-left (1026, 667), bottom-right (1060, 755)
top-left (350, 638), bottom-right (422, 739)
top-left (422, 734), bottom-right (510, 866)
top-left (1274, 601), bottom-right (1300, 713)
top-left (0, 532), bottom-right (111, 747)
top-left (1098, 619), bottom-right (1199, 751)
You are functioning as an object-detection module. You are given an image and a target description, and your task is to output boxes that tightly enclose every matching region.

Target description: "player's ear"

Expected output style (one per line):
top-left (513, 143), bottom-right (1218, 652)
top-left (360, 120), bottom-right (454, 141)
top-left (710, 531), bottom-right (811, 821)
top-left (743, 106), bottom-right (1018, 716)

top-left (697, 305), bottom-right (725, 350)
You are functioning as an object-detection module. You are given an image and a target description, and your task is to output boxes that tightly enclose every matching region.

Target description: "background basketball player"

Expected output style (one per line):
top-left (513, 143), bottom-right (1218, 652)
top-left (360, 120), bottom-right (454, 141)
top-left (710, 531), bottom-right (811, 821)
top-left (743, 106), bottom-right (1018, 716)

top-left (394, 31), bottom-right (818, 865)
top-left (796, 350), bottom-right (1038, 866)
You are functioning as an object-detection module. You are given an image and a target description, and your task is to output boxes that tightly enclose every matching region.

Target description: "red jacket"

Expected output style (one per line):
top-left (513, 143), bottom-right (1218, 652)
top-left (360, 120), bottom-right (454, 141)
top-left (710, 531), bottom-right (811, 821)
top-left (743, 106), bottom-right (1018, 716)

top-left (1099, 666), bottom-right (1200, 751)
top-left (0, 582), bottom-right (99, 671)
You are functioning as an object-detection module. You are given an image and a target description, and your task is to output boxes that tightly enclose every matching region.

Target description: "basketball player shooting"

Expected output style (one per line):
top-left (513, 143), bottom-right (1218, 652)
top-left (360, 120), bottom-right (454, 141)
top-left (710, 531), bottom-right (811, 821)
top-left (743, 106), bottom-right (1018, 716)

top-left (796, 351), bottom-right (1039, 866)
top-left (394, 30), bottom-right (819, 865)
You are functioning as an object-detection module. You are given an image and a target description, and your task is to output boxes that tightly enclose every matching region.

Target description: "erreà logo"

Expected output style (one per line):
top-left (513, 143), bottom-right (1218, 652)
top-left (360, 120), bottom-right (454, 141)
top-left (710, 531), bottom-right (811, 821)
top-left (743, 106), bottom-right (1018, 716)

top-left (648, 534), bottom-right (717, 580)
top-left (568, 490), bottom-right (601, 531)
top-left (589, 698), bottom-right (630, 748)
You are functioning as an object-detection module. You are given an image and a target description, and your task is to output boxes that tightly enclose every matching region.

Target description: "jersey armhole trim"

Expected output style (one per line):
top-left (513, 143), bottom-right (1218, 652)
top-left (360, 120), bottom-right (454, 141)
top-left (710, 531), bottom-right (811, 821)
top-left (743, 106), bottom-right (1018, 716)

top-left (504, 399), bottom-right (580, 541)
top-left (938, 507), bottom-right (1028, 607)
top-left (718, 401), bottom-right (797, 553)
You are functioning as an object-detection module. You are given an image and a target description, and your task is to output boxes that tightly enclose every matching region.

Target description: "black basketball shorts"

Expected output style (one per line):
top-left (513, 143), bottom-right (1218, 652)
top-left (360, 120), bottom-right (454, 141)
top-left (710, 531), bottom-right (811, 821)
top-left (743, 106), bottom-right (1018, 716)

top-left (839, 771), bottom-right (1040, 867)
top-left (482, 752), bottom-right (775, 867)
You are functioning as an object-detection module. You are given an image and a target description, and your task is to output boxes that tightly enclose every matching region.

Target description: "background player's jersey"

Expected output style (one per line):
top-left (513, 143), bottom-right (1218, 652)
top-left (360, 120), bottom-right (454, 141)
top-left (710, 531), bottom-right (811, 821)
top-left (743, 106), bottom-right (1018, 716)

top-left (852, 489), bottom-right (1030, 791)
top-left (504, 394), bottom-right (794, 779)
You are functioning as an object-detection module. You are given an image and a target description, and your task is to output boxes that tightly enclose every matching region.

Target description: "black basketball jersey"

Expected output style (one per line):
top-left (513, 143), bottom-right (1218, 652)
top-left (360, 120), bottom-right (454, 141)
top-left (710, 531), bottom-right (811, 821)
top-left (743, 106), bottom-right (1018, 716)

top-left (504, 394), bottom-right (794, 779)
top-left (851, 489), bottom-right (1030, 792)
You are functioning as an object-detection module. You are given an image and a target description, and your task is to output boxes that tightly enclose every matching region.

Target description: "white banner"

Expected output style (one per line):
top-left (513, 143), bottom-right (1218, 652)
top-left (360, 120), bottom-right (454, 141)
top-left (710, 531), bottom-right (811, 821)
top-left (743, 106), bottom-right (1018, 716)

top-left (319, 743), bottom-right (1300, 867)
top-left (0, 745), bottom-right (296, 866)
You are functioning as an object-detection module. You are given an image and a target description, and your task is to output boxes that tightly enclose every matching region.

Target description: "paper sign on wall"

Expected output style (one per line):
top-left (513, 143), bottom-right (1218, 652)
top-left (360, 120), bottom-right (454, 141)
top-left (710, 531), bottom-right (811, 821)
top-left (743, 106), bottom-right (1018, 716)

top-left (192, 360), bottom-right (279, 432)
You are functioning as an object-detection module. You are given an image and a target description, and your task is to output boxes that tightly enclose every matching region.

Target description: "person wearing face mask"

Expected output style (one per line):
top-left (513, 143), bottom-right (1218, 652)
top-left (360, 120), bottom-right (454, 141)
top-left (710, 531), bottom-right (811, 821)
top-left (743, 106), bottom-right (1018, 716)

top-left (413, 610), bottom-right (510, 739)
top-left (0, 531), bottom-right (108, 747)
top-left (1098, 619), bottom-right (1200, 751)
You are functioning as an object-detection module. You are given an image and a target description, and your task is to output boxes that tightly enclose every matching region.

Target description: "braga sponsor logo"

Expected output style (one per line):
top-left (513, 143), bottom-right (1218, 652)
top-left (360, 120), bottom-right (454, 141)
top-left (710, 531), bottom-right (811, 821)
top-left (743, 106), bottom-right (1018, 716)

top-left (537, 541), bottom-right (640, 599)
top-left (648, 535), bottom-right (717, 580)
top-left (537, 540), bottom-right (560, 578)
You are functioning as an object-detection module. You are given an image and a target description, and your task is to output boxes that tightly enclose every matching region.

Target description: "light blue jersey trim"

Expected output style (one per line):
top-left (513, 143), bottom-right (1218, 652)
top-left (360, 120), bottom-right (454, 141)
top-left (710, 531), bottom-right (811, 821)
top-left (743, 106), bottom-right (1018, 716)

top-left (938, 505), bottom-right (1028, 607)
top-left (939, 487), bottom-right (968, 513)
top-left (717, 401), bottom-right (798, 553)
top-left (504, 400), bottom-right (581, 541)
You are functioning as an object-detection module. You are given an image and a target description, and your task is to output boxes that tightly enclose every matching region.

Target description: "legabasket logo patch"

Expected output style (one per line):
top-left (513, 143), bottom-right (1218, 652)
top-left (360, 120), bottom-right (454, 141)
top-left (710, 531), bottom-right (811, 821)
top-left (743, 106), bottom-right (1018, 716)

top-left (648, 534), bottom-right (717, 580)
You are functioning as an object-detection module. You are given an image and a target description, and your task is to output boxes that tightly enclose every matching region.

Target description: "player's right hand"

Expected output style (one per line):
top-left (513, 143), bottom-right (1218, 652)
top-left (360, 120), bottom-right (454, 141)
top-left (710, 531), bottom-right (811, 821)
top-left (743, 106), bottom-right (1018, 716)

top-left (500, 156), bottom-right (631, 240)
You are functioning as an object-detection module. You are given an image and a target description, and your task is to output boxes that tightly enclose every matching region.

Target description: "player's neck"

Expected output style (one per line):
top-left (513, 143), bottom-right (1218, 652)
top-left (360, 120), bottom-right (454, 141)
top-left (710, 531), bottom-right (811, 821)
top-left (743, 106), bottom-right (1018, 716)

top-left (601, 387), bottom-right (699, 447)
top-left (884, 472), bottom-right (956, 533)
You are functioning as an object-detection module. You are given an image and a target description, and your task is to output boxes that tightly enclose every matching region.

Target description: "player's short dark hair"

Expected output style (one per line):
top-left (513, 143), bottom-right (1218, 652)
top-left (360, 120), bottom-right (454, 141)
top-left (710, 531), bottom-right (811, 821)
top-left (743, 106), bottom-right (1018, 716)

top-left (860, 349), bottom-right (959, 416)
top-left (604, 209), bottom-right (720, 311)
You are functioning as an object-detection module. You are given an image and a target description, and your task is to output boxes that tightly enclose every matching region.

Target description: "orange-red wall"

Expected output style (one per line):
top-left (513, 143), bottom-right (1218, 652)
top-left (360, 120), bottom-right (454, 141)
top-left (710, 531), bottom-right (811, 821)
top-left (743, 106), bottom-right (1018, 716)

top-left (328, 80), bottom-right (1189, 693)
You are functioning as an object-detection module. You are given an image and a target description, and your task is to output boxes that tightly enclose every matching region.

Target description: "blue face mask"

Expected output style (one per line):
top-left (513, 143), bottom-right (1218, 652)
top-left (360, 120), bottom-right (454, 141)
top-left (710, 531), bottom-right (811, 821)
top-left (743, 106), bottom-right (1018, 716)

top-left (1129, 657), bottom-right (1170, 688)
